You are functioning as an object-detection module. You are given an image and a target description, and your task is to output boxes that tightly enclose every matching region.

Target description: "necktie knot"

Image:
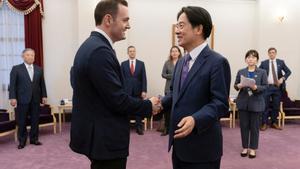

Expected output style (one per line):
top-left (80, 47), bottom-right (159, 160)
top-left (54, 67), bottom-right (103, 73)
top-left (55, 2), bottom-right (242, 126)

top-left (185, 54), bottom-right (192, 62)
top-left (28, 65), bottom-right (33, 81)
top-left (180, 54), bottom-right (192, 89)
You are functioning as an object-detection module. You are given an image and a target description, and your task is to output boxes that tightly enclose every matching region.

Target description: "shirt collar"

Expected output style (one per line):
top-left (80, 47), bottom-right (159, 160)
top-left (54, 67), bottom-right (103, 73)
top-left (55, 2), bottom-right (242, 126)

top-left (269, 58), bottom-right (277, 62)
top-left (24, 62), bottom-right (33, 68)
top-left (188, 42), bottom-right (208, 61)
top-left (95, 27), bottom-right (114, 48)
top-left (129, 58), bottom-right (136, 62)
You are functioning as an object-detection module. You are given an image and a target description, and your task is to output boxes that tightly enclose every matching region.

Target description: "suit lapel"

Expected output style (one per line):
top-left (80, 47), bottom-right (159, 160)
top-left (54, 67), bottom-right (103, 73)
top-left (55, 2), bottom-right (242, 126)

top-left (265, 61), bottom-right (270, 76)
top-left (125, 60), bottom-right (130, 76)
top-left (134, 60), bottom-right (139, 76)
top-left (32, 65), bottom-right (38, 83)
top-left (172, 58), bottom-right (184, 104)
top-left (22, 63), bottom-right (32, 82)
top-left (240, 68), bottom-right (248, 77)
top-left (176, 46), bottom-right (210, 103)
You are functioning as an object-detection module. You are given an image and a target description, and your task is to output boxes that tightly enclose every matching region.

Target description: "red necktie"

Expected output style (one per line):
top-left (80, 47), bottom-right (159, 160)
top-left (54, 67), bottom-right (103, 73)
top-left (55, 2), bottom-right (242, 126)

top-left (130, 61), bottom-right (134, 75)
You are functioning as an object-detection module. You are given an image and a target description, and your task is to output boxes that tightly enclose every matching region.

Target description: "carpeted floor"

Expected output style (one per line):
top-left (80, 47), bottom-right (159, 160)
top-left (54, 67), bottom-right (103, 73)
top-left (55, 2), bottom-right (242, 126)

top-left (0, 121), bottom-right (300, 169)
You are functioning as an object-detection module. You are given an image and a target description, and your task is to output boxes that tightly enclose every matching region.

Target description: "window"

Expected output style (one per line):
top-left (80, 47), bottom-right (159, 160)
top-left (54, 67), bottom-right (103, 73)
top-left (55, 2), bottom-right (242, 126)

top-left (0, 4), bottom-right (24, 108)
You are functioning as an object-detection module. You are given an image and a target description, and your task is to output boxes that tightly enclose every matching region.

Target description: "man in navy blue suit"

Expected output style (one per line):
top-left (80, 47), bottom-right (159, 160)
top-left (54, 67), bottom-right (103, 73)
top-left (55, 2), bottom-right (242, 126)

top-left (121, 46), bottom-right (147, 135)
top-left (259, 47), bottom-right (291, 131)
top-left (69, 1), bottom-right (160, 169)
top-left (161, 6), bottom-right (231, 169)
top-left (9, 48), bottom-right (47, 149)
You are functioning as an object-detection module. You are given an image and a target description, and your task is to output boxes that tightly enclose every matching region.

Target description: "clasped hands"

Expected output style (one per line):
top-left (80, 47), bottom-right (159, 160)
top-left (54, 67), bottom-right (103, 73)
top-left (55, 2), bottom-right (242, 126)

top-left (149, 96), bottom-right (162, 115)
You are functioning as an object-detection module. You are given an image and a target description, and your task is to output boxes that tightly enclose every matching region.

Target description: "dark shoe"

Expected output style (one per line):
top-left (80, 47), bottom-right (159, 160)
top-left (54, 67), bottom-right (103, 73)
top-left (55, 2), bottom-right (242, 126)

top-left (136, 128), bottom-right (144, 135)
top-left (160, 130), bottom-right (168, 136)
top-left (248, 150), bottom-right (256, 159)
top-left (271, 123), bottom-right (282, 130)
top-left (17, 144), bottom-right (25, 149)
top-left (30, 141), bottom-right (42, 145)
top-left (260, 124), bottom-right (267, 131)
top-left (156, 128), bottom-right (164, 132)
top-left (240, 149), bottom-right (248, 157)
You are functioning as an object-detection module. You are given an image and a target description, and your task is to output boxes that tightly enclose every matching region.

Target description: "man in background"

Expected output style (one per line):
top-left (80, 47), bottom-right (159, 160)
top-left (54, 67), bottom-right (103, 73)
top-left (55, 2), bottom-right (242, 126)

top-left (69, 1), bottom-right (160, 169)
top-left (9, 48), bottom-right (47, 149)
top-left (121, 46), bottom-right (147, 135)
top-left (259, 47), bottom-right (291, 131)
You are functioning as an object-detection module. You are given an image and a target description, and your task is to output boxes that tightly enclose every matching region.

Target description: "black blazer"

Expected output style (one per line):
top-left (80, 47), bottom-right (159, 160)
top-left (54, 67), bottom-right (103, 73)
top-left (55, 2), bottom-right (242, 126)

top-left (70, 31), bottom-right (152, 160)
top-left (121, 59), bottom-right (147, 96)
top-left (259, 59), bottom-right (291, 91)
top-left (234, 67), bottom-right (268, 112)
top-left (9, 63), bottom-right (47, 104)
top-left (162, 46), bottom-right (231, 163)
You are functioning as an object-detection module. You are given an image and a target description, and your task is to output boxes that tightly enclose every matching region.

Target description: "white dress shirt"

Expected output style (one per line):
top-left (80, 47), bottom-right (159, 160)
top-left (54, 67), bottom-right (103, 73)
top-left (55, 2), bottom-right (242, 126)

top-left (129, 58), bottom-right (136, 70)
top-left (24, 62), bottom-right (34, 81)
top-left (188, 41), bottom-right (208, 70)
top-left (268, 58), bottom-right (278, 84)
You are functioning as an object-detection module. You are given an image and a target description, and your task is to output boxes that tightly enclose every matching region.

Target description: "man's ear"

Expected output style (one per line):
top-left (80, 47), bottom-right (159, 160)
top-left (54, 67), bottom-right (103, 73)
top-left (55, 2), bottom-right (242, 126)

top-left (103, 14), bottom-right (113, 26)
top-left (195, 25), bottom-right (203, 36)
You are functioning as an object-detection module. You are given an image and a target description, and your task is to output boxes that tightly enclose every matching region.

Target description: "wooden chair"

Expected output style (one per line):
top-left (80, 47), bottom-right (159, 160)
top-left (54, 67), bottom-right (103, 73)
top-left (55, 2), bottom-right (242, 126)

top-left (280, 90), bottom-right (300, 128)
top-left (15, 104), bottom-right (57, 135)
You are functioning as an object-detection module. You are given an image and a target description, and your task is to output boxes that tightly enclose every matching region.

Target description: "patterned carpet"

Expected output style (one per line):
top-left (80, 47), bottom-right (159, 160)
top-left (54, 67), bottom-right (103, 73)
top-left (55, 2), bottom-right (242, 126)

top-left (0, 121), bottom-right (300, 169)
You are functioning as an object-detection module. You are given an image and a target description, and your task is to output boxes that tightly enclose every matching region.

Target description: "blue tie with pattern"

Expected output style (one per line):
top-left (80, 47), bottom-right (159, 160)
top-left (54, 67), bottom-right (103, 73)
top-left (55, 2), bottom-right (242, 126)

top-left (180, 54), bottom-right (192, 89)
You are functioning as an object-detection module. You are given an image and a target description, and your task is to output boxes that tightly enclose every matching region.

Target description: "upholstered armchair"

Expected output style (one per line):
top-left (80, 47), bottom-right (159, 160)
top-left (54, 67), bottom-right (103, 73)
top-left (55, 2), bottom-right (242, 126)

top-left (0, 109), bottom-right (16, 139)
top-left (280, 90), bottom-right (300, 128)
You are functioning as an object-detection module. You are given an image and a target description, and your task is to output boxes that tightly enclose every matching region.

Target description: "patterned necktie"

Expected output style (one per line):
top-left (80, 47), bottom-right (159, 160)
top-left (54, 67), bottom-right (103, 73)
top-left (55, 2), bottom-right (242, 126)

top-left (130, 61), bottom-right (134, 75)
top-left (28, 65), bottom-right (33, 81)
top-left (271, 60), bottom-right (278, 85)
top-left (180, 54), bottom-right (192, 89)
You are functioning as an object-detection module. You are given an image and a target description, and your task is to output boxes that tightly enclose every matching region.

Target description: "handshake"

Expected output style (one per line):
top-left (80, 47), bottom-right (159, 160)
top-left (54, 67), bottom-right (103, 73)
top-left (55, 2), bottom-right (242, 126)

top-left (149, 96), bottom-right (163, 115)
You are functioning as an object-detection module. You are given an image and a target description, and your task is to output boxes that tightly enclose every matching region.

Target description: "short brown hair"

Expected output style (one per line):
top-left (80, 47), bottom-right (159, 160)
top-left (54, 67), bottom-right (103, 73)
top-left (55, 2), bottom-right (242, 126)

top-left (168, 46), bottom-right (182, 61)
top-left (94, 0), bottom-right (128, 25)
top-left (268, 47), bottom-right (277, 53)
top-left (127, 45), bottom-right (135, 52)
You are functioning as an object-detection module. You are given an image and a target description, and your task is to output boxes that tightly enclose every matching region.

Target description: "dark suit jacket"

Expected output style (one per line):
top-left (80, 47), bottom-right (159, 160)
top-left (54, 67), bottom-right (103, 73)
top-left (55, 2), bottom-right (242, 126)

top-left (9, 63), bottom-right (47, 104)
top-left (121, 59), bottom-right (147, 96)
top-left (259, 59), bottom-right (291, 91)
top-left (162, 46), bottom-right (231, 163)
top-left (234, 67), bottom-right (268, 112)
top-left (70, 31), bottom-right (152, 160)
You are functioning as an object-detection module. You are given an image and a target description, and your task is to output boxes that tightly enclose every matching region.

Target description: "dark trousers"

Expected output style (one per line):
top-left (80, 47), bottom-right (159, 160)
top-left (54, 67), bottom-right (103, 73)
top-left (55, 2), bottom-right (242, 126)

top-left (162, 92), bottom-right (170, 133)
top-left (163, 109), bottom-right (170, 132)
top-left (172, 151), bottom-right (221, 169)
top-left (16, 101), bottom-right (40, 144)
top-left (135, 116), bottom-right (143, 129)
top-left (131, 94), bottom-right (143, 130)
top-left (262, 86), bottom-right (281, 124)
top-left (239, 110), bottom-right (260, 149)
top-left (90, 158), bottom-right (127, 169)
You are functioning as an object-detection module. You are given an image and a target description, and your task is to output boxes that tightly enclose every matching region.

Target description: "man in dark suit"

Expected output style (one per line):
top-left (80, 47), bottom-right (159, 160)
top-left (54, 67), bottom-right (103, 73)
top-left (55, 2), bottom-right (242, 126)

top-left (69, 1), bottom-right (160, 169)
top-left (121, 46), bottom-right (147, 135)
top-left (259, 47), bottom-right (291, 130)
top-left (161, 6), bottom-right (231, 169)
top-left (9, 48), bottom-right (47, 149)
